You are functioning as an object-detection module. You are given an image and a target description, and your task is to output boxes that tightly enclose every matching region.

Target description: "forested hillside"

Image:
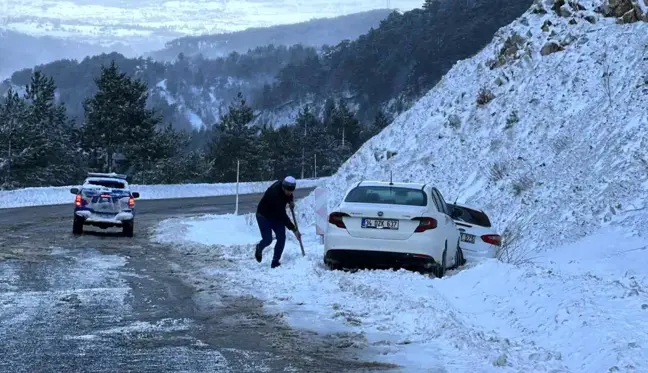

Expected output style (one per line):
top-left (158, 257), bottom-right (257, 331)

top-left (0, 0), bottom-right (535, 188)
top-left (2, 0), bottom-right (532, 130)
top-left (2, 45), bottom-right (318, 132)
top-left (0, 63), bottom-right (383, 188)
top-left (149, 9), bottom-right (394, 61)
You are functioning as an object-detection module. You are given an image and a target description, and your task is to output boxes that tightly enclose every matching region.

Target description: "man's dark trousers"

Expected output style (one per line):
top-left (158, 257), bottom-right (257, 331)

top-left (255, 213), bottom-right (286, 263)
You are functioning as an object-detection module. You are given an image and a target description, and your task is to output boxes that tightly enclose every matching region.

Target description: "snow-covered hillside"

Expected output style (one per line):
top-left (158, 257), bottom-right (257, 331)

top-left (1, 0), bottom-right (422, 51)
top-left (152, 78), bottom-right (357, 130)
top-left (297, 0), bottom-right (648, 257)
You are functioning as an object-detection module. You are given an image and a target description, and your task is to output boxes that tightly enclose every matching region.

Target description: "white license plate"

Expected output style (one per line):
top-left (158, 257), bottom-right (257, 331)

top-left (460, 232), bottom-right (475, 243)
top-left (361, 218), bottom-right (399, 230)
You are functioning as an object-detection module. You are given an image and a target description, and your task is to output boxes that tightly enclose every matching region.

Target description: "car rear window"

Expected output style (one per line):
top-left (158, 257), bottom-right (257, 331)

top-left (87, 179), bottom-right (125, 189)
top-left (449, 204), bottom-right (492, 227)
top-left (344, 186), bottom-right (427, 206)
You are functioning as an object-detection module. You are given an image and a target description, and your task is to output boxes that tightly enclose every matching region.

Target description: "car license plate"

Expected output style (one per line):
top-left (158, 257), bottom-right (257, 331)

top-left (361, 218), bottom-right (399, 230)
top-left (460, 232), bottom-right (475, 243)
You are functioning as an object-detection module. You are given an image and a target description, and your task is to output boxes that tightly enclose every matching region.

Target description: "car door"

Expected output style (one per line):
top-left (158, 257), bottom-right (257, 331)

top-left (431, 188), bottom-right (459, 264)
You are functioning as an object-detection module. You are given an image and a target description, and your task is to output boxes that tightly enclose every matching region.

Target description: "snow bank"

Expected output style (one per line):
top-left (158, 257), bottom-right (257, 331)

top-left (0, 178), bottom-right (325, 209)
top-left (155, 213), bottom-right (648, 372)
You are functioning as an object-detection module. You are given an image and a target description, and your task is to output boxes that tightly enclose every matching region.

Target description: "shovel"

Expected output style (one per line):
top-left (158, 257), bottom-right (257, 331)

top-left (289, 205), bottom-right (306, 256)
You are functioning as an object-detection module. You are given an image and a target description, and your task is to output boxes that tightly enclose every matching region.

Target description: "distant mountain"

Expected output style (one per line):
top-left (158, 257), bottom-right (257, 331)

top-left (148, 9), bottom-right (394, 61)
top-left (0, 29), bottom-right (133, 80)
top-left (2, 0), bottom-right (423, 53)
top-left (1, 0), bottom-right (533, 137)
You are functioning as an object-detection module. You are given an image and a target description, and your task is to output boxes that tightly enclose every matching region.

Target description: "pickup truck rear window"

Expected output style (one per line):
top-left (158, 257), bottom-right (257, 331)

top-left (87, 179), bottom-right (125, 189)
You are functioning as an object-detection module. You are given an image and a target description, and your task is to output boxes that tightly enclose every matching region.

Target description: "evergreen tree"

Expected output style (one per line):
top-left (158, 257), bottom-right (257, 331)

top-left (0, 89), bottom-right (29, 188)
top-left (423, 0), bottom-right (441, 12)
top-left (206, 92), bottom-right (260, 182)
top-left (0, 73), bottom-right (80, 187)
top-left (325, 99), bottom-right (363, 151)
top-left (294, 105), bottom-right (340, 178)
top-left (23, 71), bottom-right (80, 185)
top-left (81, 60), bottom-right (161, 172)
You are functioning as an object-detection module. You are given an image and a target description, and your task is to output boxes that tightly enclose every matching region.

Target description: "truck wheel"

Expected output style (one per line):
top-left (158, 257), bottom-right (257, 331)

top-left (72, 217), bottom-right (84, 235)
top-left (123, 221), bottom-right (134, 237)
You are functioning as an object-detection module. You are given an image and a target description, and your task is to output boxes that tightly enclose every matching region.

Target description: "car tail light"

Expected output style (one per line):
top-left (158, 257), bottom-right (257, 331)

top-left (128, 197), bottom-right (135, 208)
top-left (328, 212), bottom-right (349, 229)
top-left (75, 194), bottom-right (83, 207)
top-left (481, 234), bottom-right (501, 246)
top-left (412, 217), bottom-right (437, 232)
top-left (100, 194), bottom-right (111, 198)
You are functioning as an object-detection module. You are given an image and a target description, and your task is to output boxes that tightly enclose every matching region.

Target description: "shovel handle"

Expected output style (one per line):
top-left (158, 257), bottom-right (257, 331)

top-left (290, 206), bottom-right (306, 256)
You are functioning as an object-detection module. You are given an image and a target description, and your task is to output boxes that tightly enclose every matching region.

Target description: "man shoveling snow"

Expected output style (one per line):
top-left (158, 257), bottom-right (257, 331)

top-left (254, 176), bottom-right (301, 268)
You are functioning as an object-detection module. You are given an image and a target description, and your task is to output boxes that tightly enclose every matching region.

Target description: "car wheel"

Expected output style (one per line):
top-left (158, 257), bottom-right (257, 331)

top-left (433, 245), bottom-right (447, 278)
top-left (324, 257), bottom-right (342, 271)
top-left (454, 241), bottom-right (465, 269)
top-left (72, 216), bottom-right (84, 235)
top-left (123, 220), bottom-right (134, 237)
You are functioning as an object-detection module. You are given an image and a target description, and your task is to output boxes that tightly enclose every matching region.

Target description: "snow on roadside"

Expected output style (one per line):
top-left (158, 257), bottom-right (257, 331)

top-left (155, 213), bottom-right (644, 372)
top-left (0, 178), bottom-right (325, 209)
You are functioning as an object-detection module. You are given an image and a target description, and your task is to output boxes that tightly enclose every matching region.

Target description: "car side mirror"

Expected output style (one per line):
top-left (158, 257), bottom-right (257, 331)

top-left (131, 192), bottom-right (140, 199)
top-left (70, 187), bottom-right (79, 194)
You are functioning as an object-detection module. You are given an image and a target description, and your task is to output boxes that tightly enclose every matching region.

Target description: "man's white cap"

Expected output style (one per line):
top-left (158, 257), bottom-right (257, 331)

top-left (282, 176), bottom-right (297, 190)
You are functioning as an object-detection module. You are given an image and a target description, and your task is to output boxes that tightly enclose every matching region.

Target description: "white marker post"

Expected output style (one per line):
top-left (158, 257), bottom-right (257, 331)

top-left (235, 159), bottom-right (240, 215)
top-left (314, 187), bottom-right (328, 244)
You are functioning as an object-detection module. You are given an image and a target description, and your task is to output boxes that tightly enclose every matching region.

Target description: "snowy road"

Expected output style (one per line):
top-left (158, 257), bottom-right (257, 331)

top-left (0, 191), bottom-right (394, 372)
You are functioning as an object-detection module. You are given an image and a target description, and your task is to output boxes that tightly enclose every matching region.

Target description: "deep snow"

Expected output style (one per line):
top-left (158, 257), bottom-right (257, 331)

top-left (0, 178), bottom-right (324, 209)
top-left (155, 0), bottom-right (648, 371)
top-left (155, 213), bottom-right (648, 372)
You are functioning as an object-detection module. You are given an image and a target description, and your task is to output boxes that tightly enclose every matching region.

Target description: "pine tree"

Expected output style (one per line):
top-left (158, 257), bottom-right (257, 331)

top-left (0, 89), bottom-right (29, 188)
top-left (325, 99), bottom-right (363, 151)
top-left (294, 105), bottom-right (339, 178)
top-left (23, 71), bottom-right (79, 185)
top-left (422, 0), bottom-right (441, 11)
top-left (257, 124), bottom-right (280, 180)
top-left (206, 92), bottom-right (260, 182)
top-left (81, 60), bottom-right (161, 173)
top-left (0, 72), bottom-right (80, 188)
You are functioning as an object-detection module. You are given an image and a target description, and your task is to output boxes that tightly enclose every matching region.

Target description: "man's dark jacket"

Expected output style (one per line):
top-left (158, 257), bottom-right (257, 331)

top-left (256, 180), bottom-right (296, 231)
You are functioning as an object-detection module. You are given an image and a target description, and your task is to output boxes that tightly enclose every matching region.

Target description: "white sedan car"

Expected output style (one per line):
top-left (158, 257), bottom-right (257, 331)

top-left (323, 180), bottom-right (464, 277)
top-left (447, 202), bottom-right (501, 259)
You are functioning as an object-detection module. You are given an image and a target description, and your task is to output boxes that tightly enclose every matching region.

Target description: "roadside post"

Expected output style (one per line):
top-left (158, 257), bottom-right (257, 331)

top-left (235, 159), bottom-right (240, 215)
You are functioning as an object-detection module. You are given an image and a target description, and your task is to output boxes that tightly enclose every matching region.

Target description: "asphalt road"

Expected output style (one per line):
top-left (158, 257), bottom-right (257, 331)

top-left (0, 189), bottom-right (397, 373)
